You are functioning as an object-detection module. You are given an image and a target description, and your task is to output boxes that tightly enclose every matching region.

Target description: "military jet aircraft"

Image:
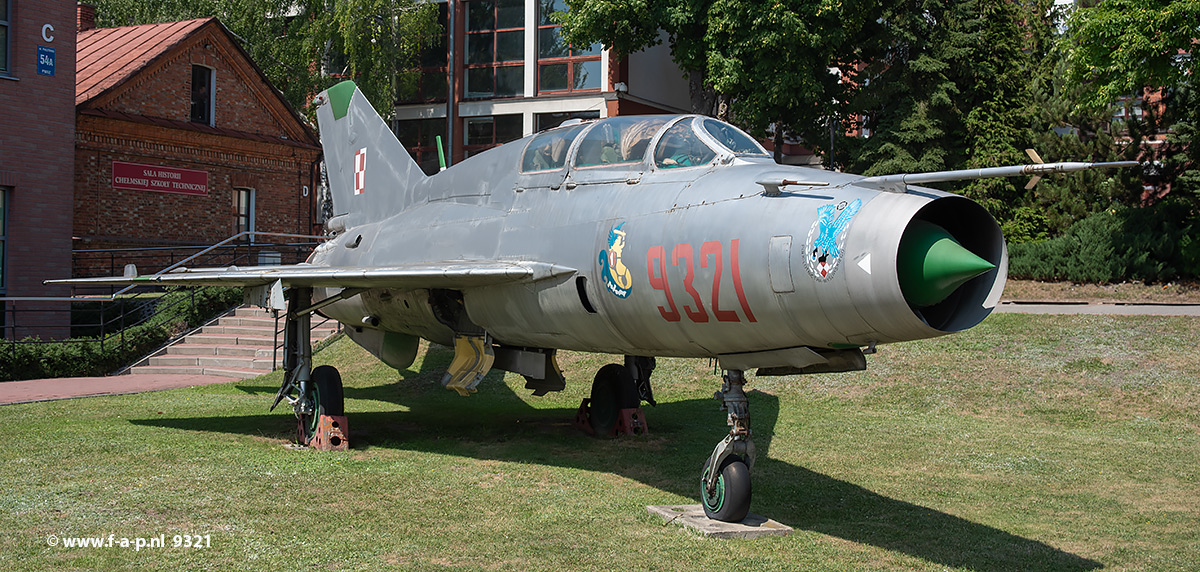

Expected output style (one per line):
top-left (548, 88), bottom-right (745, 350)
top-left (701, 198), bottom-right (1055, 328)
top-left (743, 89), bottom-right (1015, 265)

top-left (52, 81), bottom-right (1136, 522)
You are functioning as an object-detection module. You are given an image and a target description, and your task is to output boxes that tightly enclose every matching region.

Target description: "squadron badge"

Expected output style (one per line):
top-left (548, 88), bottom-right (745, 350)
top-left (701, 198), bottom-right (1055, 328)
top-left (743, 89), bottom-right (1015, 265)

top-left (805, 198), bottom-right (862, 281)
top-left (599, 222), bottom-right (632, 298)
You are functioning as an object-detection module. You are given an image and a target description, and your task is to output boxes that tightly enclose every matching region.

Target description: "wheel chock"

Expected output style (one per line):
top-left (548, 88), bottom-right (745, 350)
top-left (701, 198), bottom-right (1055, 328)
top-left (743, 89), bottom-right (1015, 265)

top-left (573, 399), bottom-right (648, 437)
top-left (308, 415), bottom-right (349, 451)
top-left (615, 407), bottom-right (649, 436)
top-left (573, 398), bottom-right (595, 436)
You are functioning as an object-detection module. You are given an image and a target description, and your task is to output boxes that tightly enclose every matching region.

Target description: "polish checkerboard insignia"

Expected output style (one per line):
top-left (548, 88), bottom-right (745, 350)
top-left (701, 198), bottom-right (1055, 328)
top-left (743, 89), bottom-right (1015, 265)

top-left (354, 148), bottom-right (367, 195)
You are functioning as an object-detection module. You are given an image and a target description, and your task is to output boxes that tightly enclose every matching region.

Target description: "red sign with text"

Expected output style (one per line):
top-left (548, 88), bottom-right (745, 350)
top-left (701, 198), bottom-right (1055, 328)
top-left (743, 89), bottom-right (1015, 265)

top-left (112, 161), bottom-right (209, 196)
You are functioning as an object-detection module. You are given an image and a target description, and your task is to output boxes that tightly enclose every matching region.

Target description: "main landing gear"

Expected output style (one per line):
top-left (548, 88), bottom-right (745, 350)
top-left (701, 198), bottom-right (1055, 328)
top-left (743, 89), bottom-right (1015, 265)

top-left (700, 369), bottom-right (755, 522)
top-left (271, 286), bottom-right (349, 451)
top-left (574, 356), bottom-right (655, 437)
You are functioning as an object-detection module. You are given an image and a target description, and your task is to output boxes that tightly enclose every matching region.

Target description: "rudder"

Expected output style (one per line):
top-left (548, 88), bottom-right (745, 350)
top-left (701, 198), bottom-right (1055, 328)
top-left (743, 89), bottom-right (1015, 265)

top-left (315, 81), bottom-right (427, 229)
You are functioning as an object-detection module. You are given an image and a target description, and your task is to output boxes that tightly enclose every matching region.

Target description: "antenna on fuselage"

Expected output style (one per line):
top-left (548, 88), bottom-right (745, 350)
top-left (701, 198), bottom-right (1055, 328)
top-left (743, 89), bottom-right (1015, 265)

top-left (436, 135), bottom-right (447, 172)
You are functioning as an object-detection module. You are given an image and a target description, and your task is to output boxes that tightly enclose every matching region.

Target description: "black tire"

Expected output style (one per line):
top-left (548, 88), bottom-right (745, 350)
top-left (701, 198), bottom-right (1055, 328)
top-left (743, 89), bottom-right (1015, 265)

top-left (299, 365), bottom-right (344, 444)
top-left (312, 365), bottom-right (344, 416)
top-left (589, 364), bottom-right (638, 437)
top-left (701, 454), bottom-right (752, 522)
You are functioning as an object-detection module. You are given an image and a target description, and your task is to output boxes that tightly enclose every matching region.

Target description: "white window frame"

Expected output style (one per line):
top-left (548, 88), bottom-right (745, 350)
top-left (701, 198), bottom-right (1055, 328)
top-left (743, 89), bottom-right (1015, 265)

top-left (234, 187), bottom-right (255, 239)
top-left (191, 64), bottom-right (216, 126)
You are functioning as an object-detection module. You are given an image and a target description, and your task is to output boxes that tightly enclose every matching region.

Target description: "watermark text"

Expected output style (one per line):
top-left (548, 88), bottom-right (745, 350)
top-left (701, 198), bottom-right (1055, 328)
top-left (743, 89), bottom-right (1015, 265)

top-left (46, 533), bottom-right (211, 551)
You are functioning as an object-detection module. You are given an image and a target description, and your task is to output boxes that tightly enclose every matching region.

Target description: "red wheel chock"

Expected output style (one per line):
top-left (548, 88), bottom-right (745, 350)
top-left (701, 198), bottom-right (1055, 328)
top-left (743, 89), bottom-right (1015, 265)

top-left (306, 415), bottom-right (350, 451)
top-left (573, 399), bottom-right (649, 437)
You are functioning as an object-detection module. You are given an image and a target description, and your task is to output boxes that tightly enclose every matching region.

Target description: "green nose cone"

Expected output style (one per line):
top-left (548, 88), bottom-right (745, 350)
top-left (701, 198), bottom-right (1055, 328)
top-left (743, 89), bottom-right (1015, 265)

top-left (898, 220), bottom-right (996, 307)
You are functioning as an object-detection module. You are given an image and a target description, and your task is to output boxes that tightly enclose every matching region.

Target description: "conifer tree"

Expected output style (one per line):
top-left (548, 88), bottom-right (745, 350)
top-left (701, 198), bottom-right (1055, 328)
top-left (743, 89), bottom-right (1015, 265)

top-left (840, 0), bottom-right (1056, 241)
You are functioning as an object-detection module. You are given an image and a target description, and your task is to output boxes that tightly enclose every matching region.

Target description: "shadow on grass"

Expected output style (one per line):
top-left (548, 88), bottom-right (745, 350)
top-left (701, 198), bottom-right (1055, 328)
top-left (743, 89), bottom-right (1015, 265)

top-left (146, 363), bottom-right (1100, 571)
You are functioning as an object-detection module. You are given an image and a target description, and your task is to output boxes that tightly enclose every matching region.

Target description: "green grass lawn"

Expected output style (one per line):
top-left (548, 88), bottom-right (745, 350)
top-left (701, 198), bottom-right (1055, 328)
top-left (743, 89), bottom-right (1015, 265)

top-left (2, 313), bottom-right (1198, 571)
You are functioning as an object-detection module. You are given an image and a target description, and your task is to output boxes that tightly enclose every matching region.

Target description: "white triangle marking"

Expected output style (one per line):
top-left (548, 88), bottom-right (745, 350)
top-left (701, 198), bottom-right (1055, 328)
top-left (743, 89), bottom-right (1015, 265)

top-left (858, 253), bottom-right (872, 275)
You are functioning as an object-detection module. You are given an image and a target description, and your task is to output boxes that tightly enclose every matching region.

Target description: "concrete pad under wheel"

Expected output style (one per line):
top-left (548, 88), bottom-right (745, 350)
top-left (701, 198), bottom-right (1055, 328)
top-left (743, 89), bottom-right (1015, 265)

top-left (646, 505), bottom-right (792, 539)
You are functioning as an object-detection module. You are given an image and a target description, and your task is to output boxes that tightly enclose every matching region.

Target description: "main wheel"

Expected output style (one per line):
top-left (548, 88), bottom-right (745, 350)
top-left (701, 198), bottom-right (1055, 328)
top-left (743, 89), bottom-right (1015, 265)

top-left (588, 364), bottom-right (639, 437)
top-left (701, 454), bottom-right (752, 522)
top-left (298, 365), bottom-right (344, 445)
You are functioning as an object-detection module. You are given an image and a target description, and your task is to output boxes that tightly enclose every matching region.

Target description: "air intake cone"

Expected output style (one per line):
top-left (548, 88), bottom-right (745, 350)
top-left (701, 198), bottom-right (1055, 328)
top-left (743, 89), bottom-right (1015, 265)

top-left (898, 220), bottom-right (995, 307)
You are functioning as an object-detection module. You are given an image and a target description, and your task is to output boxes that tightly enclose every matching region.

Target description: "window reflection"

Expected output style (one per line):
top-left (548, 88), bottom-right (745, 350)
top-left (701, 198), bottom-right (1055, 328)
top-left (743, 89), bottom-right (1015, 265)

top-left (465, 114), bottom-right (524, 157)
top-left (521, 124), bottom-right (587, 172)
top-left (465, 0), bottom-right (525, 98)
top-left (536, 0), bottom-right (601, 94)
top-left (655, 121), bottom-right (717, 169)
top-left (575, 117), bottom-right (670, 168)
top-left (703, 119), bottom-right (768, 155)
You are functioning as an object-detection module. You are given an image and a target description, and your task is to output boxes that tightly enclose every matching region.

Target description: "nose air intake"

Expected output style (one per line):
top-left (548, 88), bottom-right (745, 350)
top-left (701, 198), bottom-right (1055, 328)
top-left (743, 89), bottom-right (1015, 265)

top-left (898, 220), bottom-right (996, 308)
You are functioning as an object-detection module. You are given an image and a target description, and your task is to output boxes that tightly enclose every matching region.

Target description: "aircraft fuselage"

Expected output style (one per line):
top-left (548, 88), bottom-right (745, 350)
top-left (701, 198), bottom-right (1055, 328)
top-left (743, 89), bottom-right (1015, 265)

top-left (313, 116), bottom-right (1006, 369)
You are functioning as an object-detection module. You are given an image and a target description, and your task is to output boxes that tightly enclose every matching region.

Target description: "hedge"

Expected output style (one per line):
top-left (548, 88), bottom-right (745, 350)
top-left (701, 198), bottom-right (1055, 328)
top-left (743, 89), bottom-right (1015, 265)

top-left (1009, 200), bottom-right (1199, 283)
top-left (1, 287), bottom-right (244, 382)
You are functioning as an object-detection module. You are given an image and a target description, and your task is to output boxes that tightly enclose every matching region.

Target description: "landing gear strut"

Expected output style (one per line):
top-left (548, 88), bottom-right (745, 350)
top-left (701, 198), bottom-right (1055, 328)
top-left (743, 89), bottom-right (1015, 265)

top-left (271, 286), bottom-right (348, 450)
top-left (700, 369), bottom-right (755, 522)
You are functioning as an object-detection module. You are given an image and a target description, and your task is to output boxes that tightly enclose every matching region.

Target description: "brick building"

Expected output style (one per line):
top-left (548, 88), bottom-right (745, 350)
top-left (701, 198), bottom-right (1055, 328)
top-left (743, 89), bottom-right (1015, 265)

top-left (73, 7), bottom-right (321, 277)
top-left (0, 0), bottom-right (78, 337)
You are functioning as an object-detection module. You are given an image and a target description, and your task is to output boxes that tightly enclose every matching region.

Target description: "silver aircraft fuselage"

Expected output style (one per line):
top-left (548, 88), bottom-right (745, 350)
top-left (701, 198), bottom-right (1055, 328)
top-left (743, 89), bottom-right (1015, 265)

top-left (312, 115), bottom-right (1006, 370)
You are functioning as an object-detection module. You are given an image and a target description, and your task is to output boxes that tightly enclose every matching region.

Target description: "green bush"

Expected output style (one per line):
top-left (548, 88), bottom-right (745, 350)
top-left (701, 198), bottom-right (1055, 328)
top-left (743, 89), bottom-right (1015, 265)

top-left (1010, 200), bottom-right (1199, 283)
top-left (1, 287), bottom-right (243, 382)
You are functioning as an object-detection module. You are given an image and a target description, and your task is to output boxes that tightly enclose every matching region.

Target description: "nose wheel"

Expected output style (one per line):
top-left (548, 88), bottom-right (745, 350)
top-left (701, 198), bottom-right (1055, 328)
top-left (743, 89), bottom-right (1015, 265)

top-left (701, 454), bottom-right (751, 522)
top-left (700, 369), bottom-right (755, 522)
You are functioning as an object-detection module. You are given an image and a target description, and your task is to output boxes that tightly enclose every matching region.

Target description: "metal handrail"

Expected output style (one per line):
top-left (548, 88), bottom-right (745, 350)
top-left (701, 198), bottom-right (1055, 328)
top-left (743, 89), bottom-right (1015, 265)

top-left (74, 240), bottom-right (321, 253)
top-left (109, 231), bottom-right (327, 298)
top-left (2, 231), bottom-right (329, 379)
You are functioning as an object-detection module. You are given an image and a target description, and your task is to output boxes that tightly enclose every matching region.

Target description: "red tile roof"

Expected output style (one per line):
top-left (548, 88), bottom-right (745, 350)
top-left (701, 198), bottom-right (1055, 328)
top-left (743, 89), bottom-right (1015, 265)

top-left (76, 18), bottom-right (212, 106)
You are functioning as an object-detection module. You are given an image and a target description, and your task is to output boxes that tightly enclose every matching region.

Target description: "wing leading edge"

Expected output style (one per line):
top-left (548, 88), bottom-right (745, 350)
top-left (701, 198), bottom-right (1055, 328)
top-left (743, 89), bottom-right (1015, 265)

top-left (46, 261), bottom-right (577, 290)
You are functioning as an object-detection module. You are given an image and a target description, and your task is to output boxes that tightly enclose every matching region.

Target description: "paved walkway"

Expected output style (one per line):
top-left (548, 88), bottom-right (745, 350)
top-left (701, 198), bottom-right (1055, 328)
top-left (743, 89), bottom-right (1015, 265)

top-left (995, 302), bottom-right (1200, 316)
top-left (4, 303), bottom-right (1198, 405)
top-left (0, 373), bottom-right (239, 405)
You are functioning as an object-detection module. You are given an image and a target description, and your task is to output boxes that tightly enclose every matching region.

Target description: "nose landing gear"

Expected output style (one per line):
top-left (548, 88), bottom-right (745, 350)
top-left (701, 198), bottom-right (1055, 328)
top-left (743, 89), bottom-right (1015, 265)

top-left (700, 369), bottom-right (755, 522)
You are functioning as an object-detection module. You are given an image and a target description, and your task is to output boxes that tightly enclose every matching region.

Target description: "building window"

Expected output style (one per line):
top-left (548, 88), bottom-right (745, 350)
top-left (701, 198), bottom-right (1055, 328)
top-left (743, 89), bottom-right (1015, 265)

top-left (234, 188), bottom-right (254, 238)
top-left (0, 187), bottom-right (7, 293)
top-left (535, 111), bottom-right (599, 132)
top-left (1113, 94), bottom-right (1145, 122)
top-left (0, 0), bottom-right (10, 75)
top-left (537, 0), bottom-right (601, 93)
top-left (400, 1), bottom-right (450, 103)
top-left (395, 118), bottom-right (449, 175)
top-left (191, 65), bottom-right (215, 125)
top-left (464, 114), bottom-right (523, 157)
top-left (465, 0), bottom-right (524, 98)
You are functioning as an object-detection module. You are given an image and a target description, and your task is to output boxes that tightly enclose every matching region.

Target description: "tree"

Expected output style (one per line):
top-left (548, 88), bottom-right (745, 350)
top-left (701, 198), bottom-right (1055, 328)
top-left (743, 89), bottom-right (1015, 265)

top-left (557, 0), bottom-right (879, 157)
top-left (1064, 0), bottom-right (1199, 112)
top-left (838, 0), bottom-right (1059, 240)
top-left (554, 0), bottom-right (718, 115)
top-left (1067, 0), bottom-right (1198, 211)
top-left (90, 0), bottom-right (440, 121)
top-left (702, 0), bottom-right (880, 159)
top-left (1024, 53), bottom-right (1138, 236)
top-left (1158, 83), bottom-right (1200, 212)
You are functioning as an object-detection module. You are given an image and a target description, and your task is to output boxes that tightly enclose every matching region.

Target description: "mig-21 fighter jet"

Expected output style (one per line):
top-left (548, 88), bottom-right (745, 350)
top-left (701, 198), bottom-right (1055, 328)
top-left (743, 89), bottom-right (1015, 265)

top-left (52, 81), bottom-right (1135, 522)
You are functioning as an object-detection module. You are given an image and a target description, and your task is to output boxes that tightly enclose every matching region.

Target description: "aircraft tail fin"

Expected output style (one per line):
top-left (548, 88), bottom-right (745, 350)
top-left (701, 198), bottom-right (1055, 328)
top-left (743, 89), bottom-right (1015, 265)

top-left (315, 81), bottom-right (427, 229)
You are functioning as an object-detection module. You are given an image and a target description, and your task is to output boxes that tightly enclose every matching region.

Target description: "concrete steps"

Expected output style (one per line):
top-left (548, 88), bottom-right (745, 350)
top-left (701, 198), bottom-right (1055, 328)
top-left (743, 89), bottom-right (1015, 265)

top-left (126, 306), bottom-right (340, 380)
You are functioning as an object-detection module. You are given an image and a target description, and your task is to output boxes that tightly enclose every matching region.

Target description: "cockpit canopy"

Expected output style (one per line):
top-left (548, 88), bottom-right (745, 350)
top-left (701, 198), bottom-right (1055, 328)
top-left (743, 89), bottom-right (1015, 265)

top-left (520, 116), bottom-right (767, 174)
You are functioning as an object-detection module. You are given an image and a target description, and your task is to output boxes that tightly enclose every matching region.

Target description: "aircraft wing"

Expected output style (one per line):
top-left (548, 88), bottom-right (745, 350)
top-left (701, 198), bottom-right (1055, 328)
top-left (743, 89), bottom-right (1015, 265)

top-left (46, 261), bottom-right (577, 289)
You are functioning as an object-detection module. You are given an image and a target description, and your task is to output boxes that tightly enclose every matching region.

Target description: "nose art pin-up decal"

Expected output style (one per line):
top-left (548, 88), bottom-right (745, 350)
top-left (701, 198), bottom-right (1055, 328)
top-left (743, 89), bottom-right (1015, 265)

top-left (599, 222), bottom-right (632, 298)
